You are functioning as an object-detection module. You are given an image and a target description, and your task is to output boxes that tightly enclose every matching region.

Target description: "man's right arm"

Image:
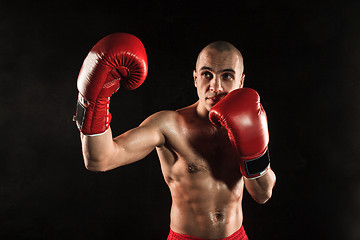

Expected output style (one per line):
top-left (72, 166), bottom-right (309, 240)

top-left (73, 33), bottom-right (151, 171)
top-left (81, 113), bottom-right (166, 172)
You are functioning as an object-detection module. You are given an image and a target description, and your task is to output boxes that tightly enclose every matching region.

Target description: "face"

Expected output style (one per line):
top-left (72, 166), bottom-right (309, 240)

top-left (193, 48), bottom-right (245, 113)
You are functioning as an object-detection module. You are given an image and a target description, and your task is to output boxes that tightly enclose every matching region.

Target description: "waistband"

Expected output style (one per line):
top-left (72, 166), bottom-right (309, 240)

top-left (167, 225), bottom-right (248, 240)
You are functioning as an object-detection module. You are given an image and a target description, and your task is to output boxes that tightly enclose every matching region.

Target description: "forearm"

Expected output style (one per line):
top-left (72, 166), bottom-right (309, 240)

top-left (80, 114), bottom-right (166, 171)
top-left (80, 127), bottom-right (118, 171)
top-left (73, 33), bottom-right (148, 171)
top-left (244, 167), bottom-right (276, 204)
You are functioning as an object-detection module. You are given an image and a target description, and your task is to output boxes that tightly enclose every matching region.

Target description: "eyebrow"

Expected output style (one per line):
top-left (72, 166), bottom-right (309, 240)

top-left (199, 66), bottom-right (236, 73)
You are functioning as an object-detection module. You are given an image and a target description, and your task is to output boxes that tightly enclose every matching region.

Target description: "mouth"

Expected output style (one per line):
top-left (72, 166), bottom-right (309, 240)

top-left (206, 94), bottom-right (225, 104)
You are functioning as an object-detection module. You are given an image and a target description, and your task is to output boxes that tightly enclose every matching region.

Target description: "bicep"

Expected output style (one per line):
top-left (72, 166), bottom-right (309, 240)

top-left (108, 117), bottom-right (165, 169)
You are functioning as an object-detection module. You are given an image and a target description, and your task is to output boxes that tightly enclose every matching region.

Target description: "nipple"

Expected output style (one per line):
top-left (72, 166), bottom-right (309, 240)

top-left (187, 164), bottom-right (199, 173)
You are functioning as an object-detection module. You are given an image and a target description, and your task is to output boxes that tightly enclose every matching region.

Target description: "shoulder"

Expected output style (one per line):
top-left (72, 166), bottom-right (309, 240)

top-left (141, 104), bottom-right (197, 134)
top-left (139, 110), bottom-right (183, 134)
top-left (143, 102), bottom-right (198, 125)
top-left (142, 110), bottom-right (180, 124)
top-left (139, 102), bottom-right (198, 132)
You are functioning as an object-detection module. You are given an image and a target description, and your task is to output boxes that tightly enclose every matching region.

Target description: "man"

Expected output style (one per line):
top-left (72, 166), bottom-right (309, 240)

top-left (74, 33), bottom-right (276, 240)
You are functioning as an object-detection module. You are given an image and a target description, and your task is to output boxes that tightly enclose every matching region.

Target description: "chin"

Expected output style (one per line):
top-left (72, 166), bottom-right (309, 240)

top-left (206, 103), bottom-right (215, 111)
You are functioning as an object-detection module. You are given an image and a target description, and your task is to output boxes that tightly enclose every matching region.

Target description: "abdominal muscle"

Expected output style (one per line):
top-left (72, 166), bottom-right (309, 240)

top-left (155, 106), bottom-right (245, 239)
top-left (163, 156), bottom-right (245, 239)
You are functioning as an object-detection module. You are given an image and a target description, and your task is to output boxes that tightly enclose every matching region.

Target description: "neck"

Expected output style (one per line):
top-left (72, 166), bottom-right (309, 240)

top-left (195, 101), bottom-right (210, 119)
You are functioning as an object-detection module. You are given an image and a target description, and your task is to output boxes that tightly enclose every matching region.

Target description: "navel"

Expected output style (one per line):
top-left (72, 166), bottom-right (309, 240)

top-left (215, 212), bottom-right (225, 221)
top-left (211, 211), bottom-right (225, 223)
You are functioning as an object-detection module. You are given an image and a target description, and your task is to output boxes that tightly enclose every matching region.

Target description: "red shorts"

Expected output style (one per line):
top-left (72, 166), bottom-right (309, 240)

top-left (167, 226), bottom-right (248, 240)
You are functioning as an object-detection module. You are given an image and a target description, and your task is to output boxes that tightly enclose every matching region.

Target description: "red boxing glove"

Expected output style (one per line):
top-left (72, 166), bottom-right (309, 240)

top-left (209, 88), bottom-right (270, 179)
top-left (74, 33), bottom-right (148, 136)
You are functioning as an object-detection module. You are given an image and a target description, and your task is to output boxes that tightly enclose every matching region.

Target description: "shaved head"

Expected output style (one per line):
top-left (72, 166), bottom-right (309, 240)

top-left (195, 41), bottom-right (244, 71)
top-left (192, 40), bottom-right (245, 112)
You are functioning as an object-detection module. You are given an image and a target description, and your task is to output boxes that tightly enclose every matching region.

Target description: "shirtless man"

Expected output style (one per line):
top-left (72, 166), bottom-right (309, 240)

top-left (74, 33), bottom-right (276, 240)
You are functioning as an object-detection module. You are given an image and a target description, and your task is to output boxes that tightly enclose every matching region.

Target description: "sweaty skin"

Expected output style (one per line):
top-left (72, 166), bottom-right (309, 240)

top-left (156, 106), bottom-right (245, 238)
top-left (81, 42), bottom-right (276, 239)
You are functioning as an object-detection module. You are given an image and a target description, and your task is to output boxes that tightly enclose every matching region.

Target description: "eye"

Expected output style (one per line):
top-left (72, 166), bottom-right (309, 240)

top-left (222, 73), bottom-right (234, 80)
top-left (201, 71), bottom-right (213, 80)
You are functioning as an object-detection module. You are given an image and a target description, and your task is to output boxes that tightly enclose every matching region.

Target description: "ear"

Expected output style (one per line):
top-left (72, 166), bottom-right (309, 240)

top-left (193, 70), bottom-right (198, 87)
top-left (239, 73), bottom-right (245, 88)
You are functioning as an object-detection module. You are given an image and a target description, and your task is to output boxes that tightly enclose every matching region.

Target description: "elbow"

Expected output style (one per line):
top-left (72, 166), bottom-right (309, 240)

top-left (253, 190), bottom-right (273, 204)
top-left (82, 145), bottom-right (124, 172)
top-left (84, 162), bottom-right (107, 172)
top-left (83, 156), bottom-right (110, 172)
top-left (248, 169), bottom-right (276, 204)
top-left (82, 146), bottom-right (118, 172)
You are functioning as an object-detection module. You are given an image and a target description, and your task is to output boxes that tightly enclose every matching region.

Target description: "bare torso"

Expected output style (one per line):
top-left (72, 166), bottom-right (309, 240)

top-left (156, 102), bottom-right (244, 239)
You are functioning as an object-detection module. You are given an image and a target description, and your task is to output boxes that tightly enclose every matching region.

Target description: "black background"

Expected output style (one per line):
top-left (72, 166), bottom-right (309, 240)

top-left (1, 0), bottom-right (359, 239)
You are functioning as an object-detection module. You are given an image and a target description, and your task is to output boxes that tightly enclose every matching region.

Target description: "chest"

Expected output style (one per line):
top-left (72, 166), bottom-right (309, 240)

top-left (181, 121), bottom-right (235, 159)
top-left (170, 121), bottom-right (242, 182)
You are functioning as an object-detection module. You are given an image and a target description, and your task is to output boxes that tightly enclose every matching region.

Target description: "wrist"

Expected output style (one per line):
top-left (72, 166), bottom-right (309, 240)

top-left (74, 93), bottom-right (111, 135)
top-left (241, 148), bottom-right (270, 179)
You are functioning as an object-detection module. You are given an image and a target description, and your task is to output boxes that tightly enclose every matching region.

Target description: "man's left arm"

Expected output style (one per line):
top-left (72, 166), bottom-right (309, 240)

top-left (244, 167), bottom-right (276, 204)
top-left (209, 88), bottom-right (276, 204)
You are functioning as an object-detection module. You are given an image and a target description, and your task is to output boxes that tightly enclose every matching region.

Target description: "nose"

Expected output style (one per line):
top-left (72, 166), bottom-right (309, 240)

top-left (209, 76), bottom-right (223, 93)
